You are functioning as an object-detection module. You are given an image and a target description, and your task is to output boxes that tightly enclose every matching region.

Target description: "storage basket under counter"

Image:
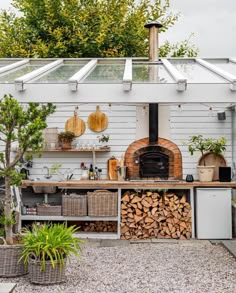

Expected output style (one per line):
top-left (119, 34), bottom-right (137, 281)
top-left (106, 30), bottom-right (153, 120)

top-left (37, 204), bottom-right (62, 216)
top-left (62, 193), bottom-right (87, 216)
top-left (87, 190), bottom-right (118, 217)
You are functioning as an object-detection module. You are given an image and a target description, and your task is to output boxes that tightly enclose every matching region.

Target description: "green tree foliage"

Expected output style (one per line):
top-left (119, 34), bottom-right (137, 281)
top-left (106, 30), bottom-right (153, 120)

top-left (0, 94), bottom-right (56, 244)
top-left (0, 0), bottom-right (198, 58)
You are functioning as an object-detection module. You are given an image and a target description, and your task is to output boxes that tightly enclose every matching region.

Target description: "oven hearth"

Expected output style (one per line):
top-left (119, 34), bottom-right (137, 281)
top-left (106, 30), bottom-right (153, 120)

top-left (124, 137), bottom-right (182, 180)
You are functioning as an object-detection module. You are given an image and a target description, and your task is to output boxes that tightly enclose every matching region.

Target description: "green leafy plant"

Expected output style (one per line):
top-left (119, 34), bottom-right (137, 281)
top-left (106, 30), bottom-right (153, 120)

top-left (185, 135), bottom-right (226, 165)
top-left (58, 131), bottom-right (76, 141)
top-left (20, 223), bottom-right (83, 271)
top-left (97, 134), bottom-right (110, 143)
top-left (50, 163), bottom-right (62, 176)
top-left (0, 94), bottom-right (56, 244)
top-left (0, 0), bottom-right (198, 58)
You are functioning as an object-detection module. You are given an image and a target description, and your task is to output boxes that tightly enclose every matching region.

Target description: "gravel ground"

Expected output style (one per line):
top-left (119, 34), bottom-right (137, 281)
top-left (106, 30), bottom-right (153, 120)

top-left (1, 240), bottom-right (236, 293)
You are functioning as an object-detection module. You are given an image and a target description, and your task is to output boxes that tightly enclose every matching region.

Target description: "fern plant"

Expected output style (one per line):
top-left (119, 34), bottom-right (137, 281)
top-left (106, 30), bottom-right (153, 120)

top-left (20, 223), bottom-right (83, 271)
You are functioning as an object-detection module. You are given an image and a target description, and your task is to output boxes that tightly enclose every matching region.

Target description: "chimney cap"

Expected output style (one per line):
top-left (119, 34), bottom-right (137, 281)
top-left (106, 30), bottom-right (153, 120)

top-left (144, 20), bottom-right (163, 29)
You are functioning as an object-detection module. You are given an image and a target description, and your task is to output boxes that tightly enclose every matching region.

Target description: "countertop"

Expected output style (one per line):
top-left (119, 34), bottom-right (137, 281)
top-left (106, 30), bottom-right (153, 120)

top-left (21, 179), bottom-right (236, 189)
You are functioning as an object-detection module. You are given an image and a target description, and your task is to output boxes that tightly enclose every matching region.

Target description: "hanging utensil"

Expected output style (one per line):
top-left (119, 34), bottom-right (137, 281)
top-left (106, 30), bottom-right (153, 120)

top-left (88, 105), bottom-right (108, 132)
top-left (65, 108), bottom-right (86, 137)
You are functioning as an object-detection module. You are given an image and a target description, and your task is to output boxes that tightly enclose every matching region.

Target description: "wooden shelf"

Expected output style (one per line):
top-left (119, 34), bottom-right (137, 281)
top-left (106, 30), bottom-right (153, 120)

top-left (27, 147), bottom-right (111, 152)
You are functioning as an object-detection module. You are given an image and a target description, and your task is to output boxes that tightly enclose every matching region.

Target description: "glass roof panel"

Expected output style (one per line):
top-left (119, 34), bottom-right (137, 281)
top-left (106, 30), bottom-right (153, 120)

top-left (170, 59), bottom-right (228, 83)
top-left (206, 59), bottom-right (236, 76)
top-left (83, 64), bottom-right (124, 83)
top-left (0, 64), bottom-right (42, 83)
top-left (132, 64), bottom-right (174, 83)
top-left (0, 60), bottom-right (18, 67)
top-left (31, 64), bottom-right (86, 83)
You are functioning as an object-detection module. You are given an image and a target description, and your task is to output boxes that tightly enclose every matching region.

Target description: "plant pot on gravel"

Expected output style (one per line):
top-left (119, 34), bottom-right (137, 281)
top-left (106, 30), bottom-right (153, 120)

top-left (185, 135), bottom-right (227, 182)
top-left (0, 94), bottom-right (55, 276)
top-left (20, 223), bottom-right (83, 285)
top-left (0, 237), bottom-right (28, 277)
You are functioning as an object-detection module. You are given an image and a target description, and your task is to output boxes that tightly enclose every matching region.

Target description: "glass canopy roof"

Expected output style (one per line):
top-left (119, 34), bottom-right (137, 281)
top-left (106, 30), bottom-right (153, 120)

top-left (0, 57), bottom-right (234, 86)
top-left (0, 57), bottom-right (235, 104)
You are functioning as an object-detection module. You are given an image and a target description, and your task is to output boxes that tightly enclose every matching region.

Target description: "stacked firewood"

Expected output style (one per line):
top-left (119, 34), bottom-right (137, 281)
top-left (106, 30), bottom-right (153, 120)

top-left (121, 190), bottom-right (191, 240)
top-left (80, 221), bottom-right (117, 233)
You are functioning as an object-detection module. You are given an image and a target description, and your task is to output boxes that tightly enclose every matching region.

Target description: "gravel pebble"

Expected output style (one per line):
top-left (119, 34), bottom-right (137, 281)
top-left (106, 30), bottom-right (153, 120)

top-left (0, 241), bottom-right (236, 293)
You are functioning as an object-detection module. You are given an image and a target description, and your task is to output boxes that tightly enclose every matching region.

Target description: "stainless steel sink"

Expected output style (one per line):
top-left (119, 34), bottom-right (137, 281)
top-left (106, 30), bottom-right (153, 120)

top-left (32, 179), bottom-right (57, 194)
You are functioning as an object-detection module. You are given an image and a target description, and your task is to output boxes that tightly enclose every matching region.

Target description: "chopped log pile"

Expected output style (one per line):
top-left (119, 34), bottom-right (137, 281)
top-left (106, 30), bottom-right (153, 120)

top-left (78, 221), bottom-right (117, 233)
top-left (121, 190), bottom-right (192, 240)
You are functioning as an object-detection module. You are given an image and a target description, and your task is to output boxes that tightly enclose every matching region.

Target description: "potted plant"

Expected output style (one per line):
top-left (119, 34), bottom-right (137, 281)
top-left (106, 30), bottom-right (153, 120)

top-left (58, 131), bottom-right (76, 150)
top-left (20, 223), bottom-right (83, 284)
top-left (186, 135), bottom-right (227, 181)
top-left (97, 134), bottom-right (110, 148)
top-left (0, 94), bottom-right (55, 277)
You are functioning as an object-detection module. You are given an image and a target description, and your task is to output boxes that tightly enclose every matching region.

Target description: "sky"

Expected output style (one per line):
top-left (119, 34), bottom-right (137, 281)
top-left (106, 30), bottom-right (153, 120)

top-left (0, 0), bottom-right (236, 57)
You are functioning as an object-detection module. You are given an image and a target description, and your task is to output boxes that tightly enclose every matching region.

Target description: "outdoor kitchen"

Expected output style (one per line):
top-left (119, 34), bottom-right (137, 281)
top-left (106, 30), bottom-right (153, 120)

top-left (0, 21), bottom-right (235, 242)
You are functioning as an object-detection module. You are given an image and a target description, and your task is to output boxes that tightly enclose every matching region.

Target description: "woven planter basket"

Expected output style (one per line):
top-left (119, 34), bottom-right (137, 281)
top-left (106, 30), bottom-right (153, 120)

top-left (28, 257), bottom-right (66, 284)
top-left (62, 193), bottom-right (87, 216)
top-left (37, 205), bottom-right (62, 216)
top-left (0, 244), bottom-right (28, 277)
top-left (87, 190), bottom-right (118, 217)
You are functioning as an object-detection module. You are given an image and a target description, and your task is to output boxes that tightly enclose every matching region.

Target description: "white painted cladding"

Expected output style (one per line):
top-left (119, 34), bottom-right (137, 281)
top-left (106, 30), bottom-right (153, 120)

top-left (170, 104), bottom-right (232, 180)
top-left (29, 104), bottom-right (136, 180)
top-left (2, 102), bottom-right (232, 181)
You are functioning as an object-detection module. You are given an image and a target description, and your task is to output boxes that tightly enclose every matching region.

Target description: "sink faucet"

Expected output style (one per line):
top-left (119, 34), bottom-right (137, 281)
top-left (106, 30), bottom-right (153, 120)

top-left (43, 166), bottom-right (52, 179)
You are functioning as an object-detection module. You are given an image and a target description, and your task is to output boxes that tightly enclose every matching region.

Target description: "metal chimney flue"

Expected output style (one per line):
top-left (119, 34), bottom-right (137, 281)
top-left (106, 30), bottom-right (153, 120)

top-left (144, 20), bottom-right (163, 62)
top-left (144, 20), bottom-right (163, 144)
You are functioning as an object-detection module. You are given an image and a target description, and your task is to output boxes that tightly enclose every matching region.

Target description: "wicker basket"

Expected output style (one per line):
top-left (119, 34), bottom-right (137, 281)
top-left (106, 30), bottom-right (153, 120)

top-left (28, 257), bottom-right (66, 284)
top-left (87, 190), bottom-right (118, 217)
top-left (62, 193), bottom-right (87, 216)
top-left (37, 205), bottom-right (62, 216)
top-left (0, 244), bottom-right (28, 277)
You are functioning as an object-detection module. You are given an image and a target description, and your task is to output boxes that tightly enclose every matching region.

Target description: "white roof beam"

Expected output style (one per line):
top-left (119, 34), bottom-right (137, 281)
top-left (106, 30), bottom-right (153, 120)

top-left (123, 59), bottom-right (132, 91)
top-left (15, 59), bottom-right (63, 91)
top-left (196, 58), bottom-right (236, 91)
top-left (161, 59), bottom-right (187, 91)
top-left (68, 59), bottom-right (97, 91)
top-left (0, 59), bottom-right (29, 74)
top-left (229, 58), bottom-right (236, 64)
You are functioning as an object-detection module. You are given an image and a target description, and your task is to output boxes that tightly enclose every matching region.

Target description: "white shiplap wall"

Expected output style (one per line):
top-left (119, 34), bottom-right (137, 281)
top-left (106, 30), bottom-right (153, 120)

top-left (2, 103), bottom-right (233, 181)
top-left (29, 103), bottom-right (136, 179)
top-left (170, 104), bottom-right (232, 179)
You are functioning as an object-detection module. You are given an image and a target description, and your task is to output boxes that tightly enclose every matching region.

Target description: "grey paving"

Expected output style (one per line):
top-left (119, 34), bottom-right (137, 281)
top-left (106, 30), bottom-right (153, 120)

top-left (222, 240), bottom-right (236, 258)
top-left (0, 283), bottom-right (16, 293)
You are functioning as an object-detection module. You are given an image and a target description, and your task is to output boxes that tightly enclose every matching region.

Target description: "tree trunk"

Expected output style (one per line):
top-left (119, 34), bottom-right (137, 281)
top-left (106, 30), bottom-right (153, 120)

top-left (4, 175), bottom-right (13, 245)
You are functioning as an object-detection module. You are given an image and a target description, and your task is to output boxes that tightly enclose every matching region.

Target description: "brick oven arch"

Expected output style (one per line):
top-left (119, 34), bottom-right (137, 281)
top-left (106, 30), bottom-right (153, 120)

top-left (124, 137), bottom-right (182, 180)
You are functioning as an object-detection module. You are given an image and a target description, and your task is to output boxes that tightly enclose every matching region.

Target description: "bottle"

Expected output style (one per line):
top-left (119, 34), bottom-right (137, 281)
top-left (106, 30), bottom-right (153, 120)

top-left (89, 164), bottom-right (94, 180)
top-left (94, 167), bottom-right (98, 180)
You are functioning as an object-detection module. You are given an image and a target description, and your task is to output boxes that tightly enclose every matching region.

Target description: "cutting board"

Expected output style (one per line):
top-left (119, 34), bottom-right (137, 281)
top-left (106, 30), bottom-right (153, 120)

top-left (198, 153), bottom-right (227, 181)
top-left (88, 105), bottom-right (108, 132)
top-left (65, 111), bottom-right (86, 137)
top-left (108, 156), bottom-right (119, 180)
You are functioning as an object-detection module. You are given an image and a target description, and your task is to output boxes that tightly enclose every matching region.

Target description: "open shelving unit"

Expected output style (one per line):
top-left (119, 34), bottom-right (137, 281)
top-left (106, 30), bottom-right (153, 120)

top-left (20, 186), bottom-right (121, 240)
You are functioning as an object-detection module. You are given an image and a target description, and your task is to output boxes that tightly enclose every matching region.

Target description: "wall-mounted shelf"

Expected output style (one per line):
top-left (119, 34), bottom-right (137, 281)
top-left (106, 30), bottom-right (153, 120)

top-left (26, 147), bottom-right (110, 152)
top-left (25, 147), bottom-right (110, 166)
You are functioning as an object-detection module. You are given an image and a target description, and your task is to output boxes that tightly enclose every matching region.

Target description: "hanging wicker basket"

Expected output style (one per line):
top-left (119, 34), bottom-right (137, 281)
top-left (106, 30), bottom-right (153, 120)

top-left (0, 243), bottom-right (28, 277)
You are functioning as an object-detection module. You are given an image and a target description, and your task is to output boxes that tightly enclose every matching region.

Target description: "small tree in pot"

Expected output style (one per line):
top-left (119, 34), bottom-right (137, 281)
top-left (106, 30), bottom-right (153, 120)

top-left (186, 135), bottom-right (227, 181)
top-left (0, 94), bottom-right (55, 276)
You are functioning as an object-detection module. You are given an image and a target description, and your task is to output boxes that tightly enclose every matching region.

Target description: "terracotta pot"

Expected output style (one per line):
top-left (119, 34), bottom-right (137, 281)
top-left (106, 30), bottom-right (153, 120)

top-left (197, 165), bottom-right (215, 182)
top-left (60, 139), bottom-right (72, 150)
